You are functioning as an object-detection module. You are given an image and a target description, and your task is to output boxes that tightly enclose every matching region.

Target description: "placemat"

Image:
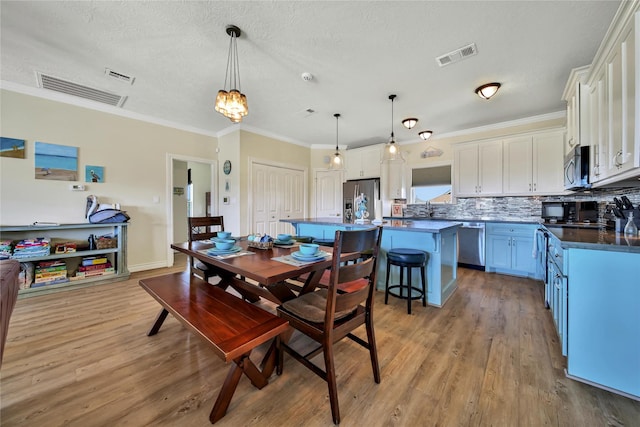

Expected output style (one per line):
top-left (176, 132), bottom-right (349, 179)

top-left (197, 249), bottom-right (255, 260)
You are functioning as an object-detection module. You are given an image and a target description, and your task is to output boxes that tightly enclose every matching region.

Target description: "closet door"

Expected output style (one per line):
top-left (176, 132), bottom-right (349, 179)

top-left (252, 163), bottom-right (304, 236)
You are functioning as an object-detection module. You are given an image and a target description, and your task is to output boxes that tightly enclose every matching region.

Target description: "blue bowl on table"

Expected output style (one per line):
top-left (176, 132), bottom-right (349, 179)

top-left (299, 243), bottom-right (319, 255)
top-left (215, 239), bottom-right (235, 250)
top-left (217, 231), bottom-right (231, 239)
top-left (277, 234), bottom-right (292, 242)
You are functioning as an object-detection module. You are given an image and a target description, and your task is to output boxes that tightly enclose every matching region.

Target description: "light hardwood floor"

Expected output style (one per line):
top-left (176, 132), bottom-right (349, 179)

top-left (1, 256), bottom-right (638, 426)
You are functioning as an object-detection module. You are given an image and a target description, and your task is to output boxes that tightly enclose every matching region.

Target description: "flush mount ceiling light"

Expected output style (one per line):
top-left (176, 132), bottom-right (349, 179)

top-left (329, 113), bottom-right (344, 171)
top-left (214, 25), bottom-right (248, 123)
top-left (475, 82), bottom-right (501, 100)
top-left (419, 130), bottom-right (433, 140)
top-left (382, 94), bottom-right (405, 163)
top-left (402, 117), bottom-right (418, 129)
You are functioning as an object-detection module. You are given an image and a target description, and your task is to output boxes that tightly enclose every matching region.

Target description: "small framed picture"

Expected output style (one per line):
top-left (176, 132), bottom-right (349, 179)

top-left (86, 165), bottom-right (104, 183)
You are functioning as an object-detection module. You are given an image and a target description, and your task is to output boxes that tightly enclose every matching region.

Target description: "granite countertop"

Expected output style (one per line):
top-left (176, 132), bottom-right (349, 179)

top-left (384, 216), bottom-right (543, 224)
top-left (546, 226), bottom-right (640, 253)
top-left (281, 217), bottom-right (461, 233)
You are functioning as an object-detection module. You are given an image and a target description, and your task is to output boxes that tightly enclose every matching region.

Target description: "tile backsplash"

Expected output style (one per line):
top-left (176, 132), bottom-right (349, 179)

top-left (404, 188), bottom-right (640, 221)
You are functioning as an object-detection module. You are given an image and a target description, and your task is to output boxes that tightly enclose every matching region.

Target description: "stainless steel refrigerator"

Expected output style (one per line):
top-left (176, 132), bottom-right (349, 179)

top-left (343, 178), bottom-right (380, 222)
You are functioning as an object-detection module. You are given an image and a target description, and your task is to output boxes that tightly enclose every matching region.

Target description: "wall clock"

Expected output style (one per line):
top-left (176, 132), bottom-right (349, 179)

top-left (223, 160), bottom-right (232, 175)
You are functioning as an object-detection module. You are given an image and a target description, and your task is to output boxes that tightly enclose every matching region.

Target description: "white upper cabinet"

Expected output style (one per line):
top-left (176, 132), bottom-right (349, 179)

top-left (584, 5), bottom-right (639, 187)
top-left (589, 67), bottom-right (609, 183)
top-left (503, 130), bottom-right (565, 195)
top-left (562, 66), bottom-right (590, 156)
top-left (345, 145), bottom-right (381, 180)
top-left (453, 140), bottom-right (503, 197)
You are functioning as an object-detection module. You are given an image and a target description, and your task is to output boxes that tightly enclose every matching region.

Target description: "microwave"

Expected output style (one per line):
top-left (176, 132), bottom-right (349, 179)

top-left (541, 201), bottom-right (598, 223)
top-left (564, 146), bottom-right (591, 190)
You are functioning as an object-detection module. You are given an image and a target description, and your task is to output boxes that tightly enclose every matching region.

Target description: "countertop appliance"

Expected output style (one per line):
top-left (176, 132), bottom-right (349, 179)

top-left (457, 222), bottom-right (485, 269)
top-left (541, 201), bottom-right (598, 225)
top-left (564, 146), bottom-right (591, 191)
top-left (343, 178), bottom-right (380, 223)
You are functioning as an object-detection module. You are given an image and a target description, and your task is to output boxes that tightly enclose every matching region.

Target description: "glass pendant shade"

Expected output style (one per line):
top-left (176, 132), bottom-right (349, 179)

top-left (215, 25), bottom-right (249, 122)
top-left (329, 113), bottom-right (344, 170)
top-left (382, 94), bottom-right (405, 163)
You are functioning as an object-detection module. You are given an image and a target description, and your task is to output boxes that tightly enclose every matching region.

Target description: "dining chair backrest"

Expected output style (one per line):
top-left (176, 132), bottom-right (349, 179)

top-left (325, 227), bottom-right (381, 325)
top-left (188, 216), bottom-right (224, 243)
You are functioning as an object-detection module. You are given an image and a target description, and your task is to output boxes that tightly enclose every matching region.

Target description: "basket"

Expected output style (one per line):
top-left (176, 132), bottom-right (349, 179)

top-left (247, 240), bottom-right (273, 250)
top-left (96, 237), bottom-right (117, 249)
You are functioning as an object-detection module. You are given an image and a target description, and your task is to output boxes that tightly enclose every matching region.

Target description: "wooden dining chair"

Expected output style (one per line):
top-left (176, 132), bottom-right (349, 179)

top-left (276, 226), bottom-right (382, 425)
top-left (188, 216), bottom-right (224, 282)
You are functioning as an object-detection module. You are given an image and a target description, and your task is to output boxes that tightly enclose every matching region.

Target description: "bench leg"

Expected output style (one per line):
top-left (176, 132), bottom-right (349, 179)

top-left (147, 308), bottom-right (169, 336)
top-left (209, 353), bottom-right (268, 424)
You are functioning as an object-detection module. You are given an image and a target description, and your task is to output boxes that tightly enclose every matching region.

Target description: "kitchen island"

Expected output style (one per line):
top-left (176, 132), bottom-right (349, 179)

top-left (545, 225), bottom-right (640, 401)
top-left (281, 218), bottom-right (461, 307)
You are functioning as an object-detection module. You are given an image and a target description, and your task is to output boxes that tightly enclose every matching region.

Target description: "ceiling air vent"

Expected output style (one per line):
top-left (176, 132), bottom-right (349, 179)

top-left (36, 72), bottom-right (127, 107)
top-left (105, 68), bottom-right (135, 85)
top-left (435, 43), bottom-right (478, 67)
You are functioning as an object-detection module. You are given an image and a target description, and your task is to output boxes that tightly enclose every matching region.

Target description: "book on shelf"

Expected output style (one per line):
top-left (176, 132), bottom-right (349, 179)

top-left (73, 268), bottom-right (115, 279)
top-left (32, 277), bottom-right (69, 287)
top-left (78, 262), bottom-right (112, 272)
top-left (35, 271), bottom-right (68, 280)
top-left (37, 260), bottom-right (66, 268)
top-left (81, 256), bottom-right (108, 266)
top-left (34, 273), bottom-right (67, 283)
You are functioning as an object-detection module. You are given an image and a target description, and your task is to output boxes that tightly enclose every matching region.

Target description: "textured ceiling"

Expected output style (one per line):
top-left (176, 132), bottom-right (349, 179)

top-left (0, 1), bottom-right (622, 148)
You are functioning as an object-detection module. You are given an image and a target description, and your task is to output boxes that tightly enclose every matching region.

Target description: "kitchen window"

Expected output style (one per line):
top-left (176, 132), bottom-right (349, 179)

top-left (410, 164), bottom-right (452, 204)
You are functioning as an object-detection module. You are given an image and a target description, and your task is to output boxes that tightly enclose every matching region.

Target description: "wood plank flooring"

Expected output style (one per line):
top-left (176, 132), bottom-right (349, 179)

top-left (1, 256), bottom-right (639, 426)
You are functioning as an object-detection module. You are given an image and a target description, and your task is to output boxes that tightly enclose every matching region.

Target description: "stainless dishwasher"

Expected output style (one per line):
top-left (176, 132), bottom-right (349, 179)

top-left (457, 222), bottom-right (485, 269)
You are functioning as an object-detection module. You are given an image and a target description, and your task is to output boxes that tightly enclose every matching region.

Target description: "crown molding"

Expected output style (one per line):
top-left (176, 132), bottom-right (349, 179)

top-left (1, 80), bottom-right (219, 137)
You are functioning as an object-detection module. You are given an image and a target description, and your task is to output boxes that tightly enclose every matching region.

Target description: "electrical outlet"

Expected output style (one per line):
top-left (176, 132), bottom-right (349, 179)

top-left (70, 184), bottom-right (85, 191)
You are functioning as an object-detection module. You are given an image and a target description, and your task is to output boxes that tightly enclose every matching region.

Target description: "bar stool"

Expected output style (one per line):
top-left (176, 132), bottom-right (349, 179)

top-left (384, 248), bottom-right (428, 314)
top-left (312, 238), bottom-right (334, 247)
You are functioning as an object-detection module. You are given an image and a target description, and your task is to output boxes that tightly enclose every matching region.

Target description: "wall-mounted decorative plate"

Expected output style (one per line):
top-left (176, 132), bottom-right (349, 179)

top-left (223, 160), bottom-right (232, 175)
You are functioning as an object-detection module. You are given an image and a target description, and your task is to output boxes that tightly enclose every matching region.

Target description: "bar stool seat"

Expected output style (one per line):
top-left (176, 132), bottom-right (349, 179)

top-left (312, 238), bottom-right (335, 247)
top-left (293, 236), bottom-right (314, 243)
top-left (384, 248), bottom-right (428, 314)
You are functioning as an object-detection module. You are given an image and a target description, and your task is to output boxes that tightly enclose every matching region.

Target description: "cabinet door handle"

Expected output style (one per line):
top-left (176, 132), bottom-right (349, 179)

top-left (529, 183), bottom-right (531, 191)
top-left (614, 150), bottom-right (623, 168)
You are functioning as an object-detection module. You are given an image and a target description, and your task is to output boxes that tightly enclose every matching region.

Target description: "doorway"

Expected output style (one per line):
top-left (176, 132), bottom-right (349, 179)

top-left (166, 154), bottom-right (217, 267)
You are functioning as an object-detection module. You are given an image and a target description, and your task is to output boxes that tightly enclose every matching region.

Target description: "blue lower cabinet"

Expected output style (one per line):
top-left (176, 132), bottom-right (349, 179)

top-left (566, 248), bottom-right (640, 399)
top-left (485, 223), bottom-right (537, 278)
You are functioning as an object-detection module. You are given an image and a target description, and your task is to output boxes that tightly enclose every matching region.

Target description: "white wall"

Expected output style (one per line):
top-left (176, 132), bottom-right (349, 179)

top-left (0, 90), bottom-right (217, 271)
top-left (172, 160), bottom-right (188, 244)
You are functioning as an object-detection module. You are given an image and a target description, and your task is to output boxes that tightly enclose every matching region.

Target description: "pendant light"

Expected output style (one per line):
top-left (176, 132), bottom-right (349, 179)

top-left (382, 94), bottom-right (404, 163)
top-left (215, 25), bottom-right (249, 123)
top-left (329, 113), bottom-right (344, 170)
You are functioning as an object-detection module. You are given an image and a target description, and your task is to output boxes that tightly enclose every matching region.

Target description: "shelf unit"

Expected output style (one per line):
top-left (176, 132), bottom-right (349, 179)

top-left (0, 222), bottom-right (129, 297)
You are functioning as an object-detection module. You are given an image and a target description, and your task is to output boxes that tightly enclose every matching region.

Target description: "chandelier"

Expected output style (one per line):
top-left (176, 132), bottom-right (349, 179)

top-left (215, 25), bottom-right (248, 123)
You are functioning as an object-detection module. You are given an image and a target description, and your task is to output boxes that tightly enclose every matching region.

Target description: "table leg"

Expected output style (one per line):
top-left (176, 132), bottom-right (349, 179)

top-left (147, 308), bottom-right (169, 336)
top-left (209, 352), bottom-right (271, 424)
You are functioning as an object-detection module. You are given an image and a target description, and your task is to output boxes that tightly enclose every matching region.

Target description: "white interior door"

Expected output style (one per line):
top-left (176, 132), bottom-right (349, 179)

top-left (315, 170), bottom-right (343, 218)
top-left (252, 163), bottom-right (304, 236)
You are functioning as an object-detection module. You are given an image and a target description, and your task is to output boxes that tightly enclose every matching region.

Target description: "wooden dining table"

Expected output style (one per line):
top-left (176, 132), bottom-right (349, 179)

top-left (171, 239), bottom-right (359, 305)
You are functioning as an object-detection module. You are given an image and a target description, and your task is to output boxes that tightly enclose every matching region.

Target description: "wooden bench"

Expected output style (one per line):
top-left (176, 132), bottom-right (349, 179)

top-left (139, 271), bottom-right (289, 424)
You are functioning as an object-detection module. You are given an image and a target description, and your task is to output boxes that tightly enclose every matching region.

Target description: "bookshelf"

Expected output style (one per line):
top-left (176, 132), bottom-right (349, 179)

top-left (0, 223), bottom-right (129, 297)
